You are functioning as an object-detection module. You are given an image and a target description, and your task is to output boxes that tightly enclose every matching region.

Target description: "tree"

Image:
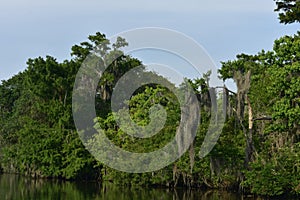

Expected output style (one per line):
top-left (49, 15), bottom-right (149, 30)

top-left (220, 32), bottom-right (300, 196)
top-left (274, 0), bottom-right (300, 24)
top-left (71, 32), bottom-right (142, 103)
top-left (219, 55), bottom-right (260, 167)
top-left (0, 49), bottom-right (99, 179)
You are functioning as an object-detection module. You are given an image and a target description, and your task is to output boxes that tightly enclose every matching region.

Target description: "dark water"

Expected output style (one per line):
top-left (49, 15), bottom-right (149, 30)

top-left (0, 174), bottom-right (262, 200)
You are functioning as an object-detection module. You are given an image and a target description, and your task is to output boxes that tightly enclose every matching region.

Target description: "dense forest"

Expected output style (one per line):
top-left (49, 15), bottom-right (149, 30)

top-left (0, 0), bottom-right (299, 197)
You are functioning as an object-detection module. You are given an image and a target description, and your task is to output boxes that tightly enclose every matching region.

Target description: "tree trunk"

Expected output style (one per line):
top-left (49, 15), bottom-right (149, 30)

top-left (244, 95), bottom-right (255, 167)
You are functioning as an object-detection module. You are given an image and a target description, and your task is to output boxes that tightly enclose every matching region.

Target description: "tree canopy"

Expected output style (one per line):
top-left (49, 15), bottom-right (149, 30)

top-left (0, 3), bottom-right (300, 197)
top-left (274, 0), bottom-right (300, 24)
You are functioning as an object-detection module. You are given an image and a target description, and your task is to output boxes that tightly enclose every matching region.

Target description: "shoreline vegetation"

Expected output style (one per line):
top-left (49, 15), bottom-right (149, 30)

top-left (0, 1), bottom-right (299, 198)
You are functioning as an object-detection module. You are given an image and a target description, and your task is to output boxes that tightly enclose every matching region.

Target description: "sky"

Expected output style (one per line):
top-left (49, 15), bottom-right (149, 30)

top-left (0, 0), bottom-right (299, 84)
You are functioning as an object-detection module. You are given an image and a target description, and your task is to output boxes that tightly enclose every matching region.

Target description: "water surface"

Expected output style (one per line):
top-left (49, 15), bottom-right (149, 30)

top-left (0, 174), bottom-right (267, 200)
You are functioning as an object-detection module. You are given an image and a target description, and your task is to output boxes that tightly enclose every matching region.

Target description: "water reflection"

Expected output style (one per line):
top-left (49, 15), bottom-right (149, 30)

top-left (0, 174), bottom-right (258, 200)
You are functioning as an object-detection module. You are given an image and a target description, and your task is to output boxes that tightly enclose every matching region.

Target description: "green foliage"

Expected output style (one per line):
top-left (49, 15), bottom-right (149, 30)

top-left (243, 144), bottom-right (300, 196)
top-left (0, 27), bottom-right (299, 197)
top-left (221, 32), bottom-right (300, 196)
top-left (266, 33), bottom-right (300, 132)
top-left (274, 0), bottom-right (300, 24)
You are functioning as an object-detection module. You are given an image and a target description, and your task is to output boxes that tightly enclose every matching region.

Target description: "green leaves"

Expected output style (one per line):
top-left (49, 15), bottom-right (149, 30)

top-left (243, 145), bottom-right (300, 196)
top-left (218, 32), bottom-right (300, 196)
top-left (0, 35), bottom-right (100, 179)
top-left (274, 0), bottom-right (300, 24)
top-left (266, 33), bottom-right (300, 132)
top-left (0, 28), bottom-right (299, 196)
top-left (96, 85), bottom-right (180, 154)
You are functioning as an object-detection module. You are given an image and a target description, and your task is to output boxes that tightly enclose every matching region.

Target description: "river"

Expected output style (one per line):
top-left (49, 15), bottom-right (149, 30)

top-left (0, 174), bottom-right (279, 200)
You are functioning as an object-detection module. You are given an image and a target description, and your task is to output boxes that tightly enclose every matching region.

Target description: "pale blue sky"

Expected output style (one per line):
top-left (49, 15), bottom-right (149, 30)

top-left (0, 0), bottom-right (299, 82)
